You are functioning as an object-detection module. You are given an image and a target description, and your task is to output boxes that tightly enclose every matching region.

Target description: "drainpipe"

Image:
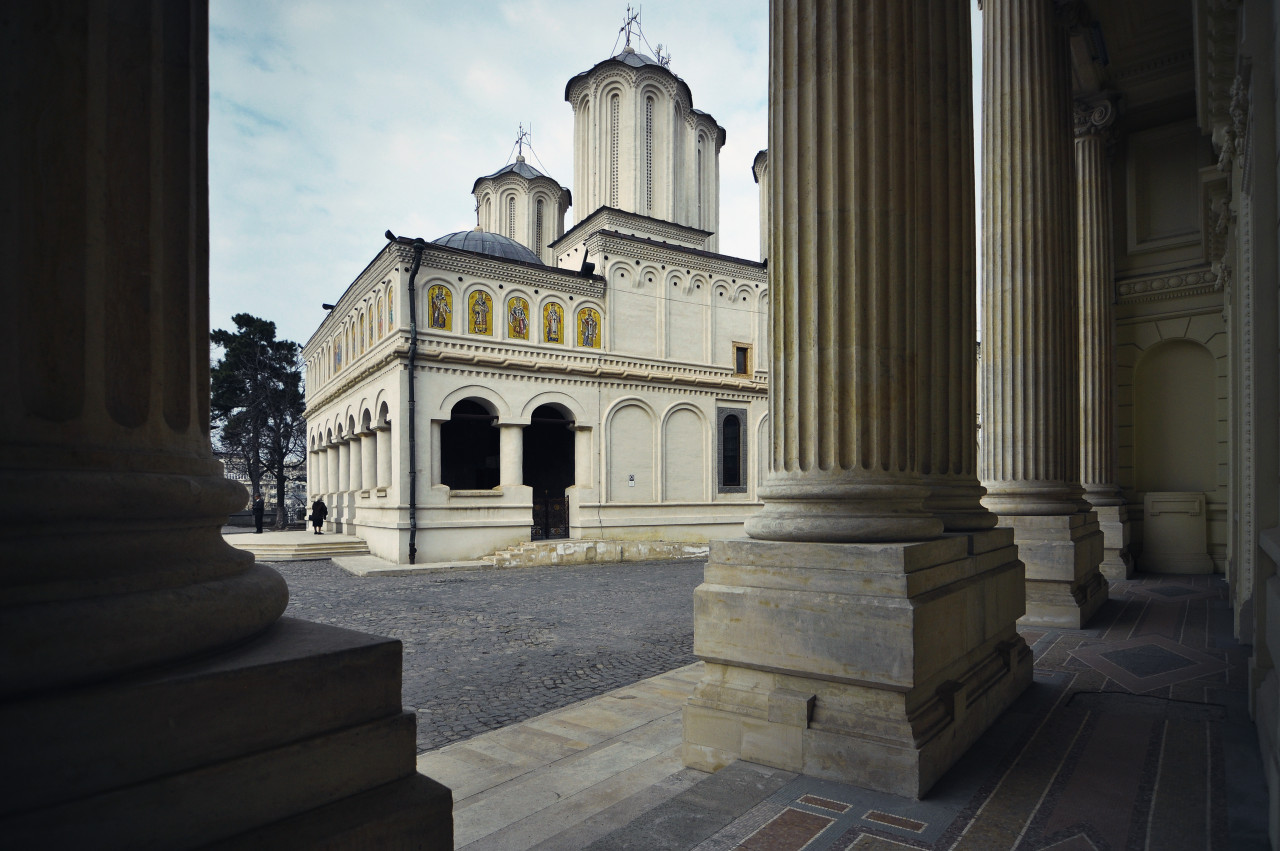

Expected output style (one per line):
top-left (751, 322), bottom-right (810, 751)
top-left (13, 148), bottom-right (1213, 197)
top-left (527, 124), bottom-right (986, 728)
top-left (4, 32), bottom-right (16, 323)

top-left (387, 230), bottom-right (426, 563)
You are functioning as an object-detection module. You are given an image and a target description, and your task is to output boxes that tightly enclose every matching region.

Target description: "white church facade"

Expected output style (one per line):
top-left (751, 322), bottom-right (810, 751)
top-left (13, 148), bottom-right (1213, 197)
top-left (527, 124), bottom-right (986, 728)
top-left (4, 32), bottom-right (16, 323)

top-left (301, 44), bottom-right (768, 564)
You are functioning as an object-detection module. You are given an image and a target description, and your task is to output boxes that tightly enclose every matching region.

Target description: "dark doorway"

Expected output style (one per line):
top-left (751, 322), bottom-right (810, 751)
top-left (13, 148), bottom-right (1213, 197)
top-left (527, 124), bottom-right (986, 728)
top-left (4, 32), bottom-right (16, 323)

top-left (441, 399), bottom-right (499, 489)
top-left (524, 404), bottom-right (574, 539)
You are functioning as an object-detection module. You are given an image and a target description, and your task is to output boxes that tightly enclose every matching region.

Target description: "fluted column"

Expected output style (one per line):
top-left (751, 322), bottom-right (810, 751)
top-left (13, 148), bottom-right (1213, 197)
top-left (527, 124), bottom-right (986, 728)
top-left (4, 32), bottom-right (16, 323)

top-left (0, 5), bottom-right (451, 842)
top-left (360, 428), bottom-right (376, 490)
top-left (980, 0), bottom-right (1107, 626)
top-left (980, 0), bottom-right (1081, 515)
top-left (746, 0), bottom-right (993, 544)
top-left (685, 0), bottom-right (1030, 798)
top-left (1075, 95), bottom-right (1121, 504)
top-left (1075, 93), bottom-right (1132, 580)
top-left (0, 1), bottom-right (287, 696)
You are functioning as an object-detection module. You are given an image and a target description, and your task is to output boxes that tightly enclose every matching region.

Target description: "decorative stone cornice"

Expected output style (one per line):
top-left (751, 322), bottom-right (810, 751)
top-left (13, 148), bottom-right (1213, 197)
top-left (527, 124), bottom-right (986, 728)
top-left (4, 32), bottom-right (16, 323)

top-left (390, 243), bottom-right (605, 299)
top-left (1115, 266), bottom-right (1219, 303)
top-left (588, 232), bottom-right (767, 284)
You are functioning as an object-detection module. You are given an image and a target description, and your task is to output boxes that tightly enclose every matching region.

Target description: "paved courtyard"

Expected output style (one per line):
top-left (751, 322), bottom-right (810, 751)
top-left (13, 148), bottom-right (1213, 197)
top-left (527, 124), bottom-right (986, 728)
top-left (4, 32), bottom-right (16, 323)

top-left (273, 558), bottom-right (704, 752)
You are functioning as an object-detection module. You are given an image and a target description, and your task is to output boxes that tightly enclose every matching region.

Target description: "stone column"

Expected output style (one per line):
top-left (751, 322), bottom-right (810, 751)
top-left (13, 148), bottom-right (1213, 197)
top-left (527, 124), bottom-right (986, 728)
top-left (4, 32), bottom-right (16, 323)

top-left (317, 447), bottom-right (329, 495)
top-left (348, 432), bottom-right (363, 525)
top-left (361, 428), bottom-right (377, 491)
top-left (979, 0), bottom-right (1107, 627)
top-left (684, 0), bottom-right (1030, 798)
top-left (0, 3), bottom-right (449, 843)
top-left (1075, 94), bottom-right (1132, 580)
top-left (574, 426), bottom-right (594, 487)
top-left (327, 440), bottom-right (340, 503)
top-left (499, 424), bottom-right (524, 487)
top-left (376, 424), bottom-right (392, 490)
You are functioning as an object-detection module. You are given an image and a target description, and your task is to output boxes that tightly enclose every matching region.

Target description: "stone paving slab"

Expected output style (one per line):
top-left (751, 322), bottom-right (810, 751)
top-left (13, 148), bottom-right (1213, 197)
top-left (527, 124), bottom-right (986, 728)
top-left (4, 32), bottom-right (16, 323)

top-left (415, 665), bottom-right (706, 850)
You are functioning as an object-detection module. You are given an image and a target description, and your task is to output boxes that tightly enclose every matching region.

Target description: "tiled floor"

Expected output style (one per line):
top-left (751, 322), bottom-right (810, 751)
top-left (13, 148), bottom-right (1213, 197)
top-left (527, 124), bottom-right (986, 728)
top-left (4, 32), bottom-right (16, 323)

top-left (420, 575), bottom-right (1272, 850)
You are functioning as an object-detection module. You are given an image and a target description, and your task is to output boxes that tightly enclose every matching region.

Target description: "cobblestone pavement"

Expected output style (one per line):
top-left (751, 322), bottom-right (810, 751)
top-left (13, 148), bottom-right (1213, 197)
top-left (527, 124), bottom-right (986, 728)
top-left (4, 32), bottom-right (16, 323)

top-left (274, 558), bottom-right (704, 753)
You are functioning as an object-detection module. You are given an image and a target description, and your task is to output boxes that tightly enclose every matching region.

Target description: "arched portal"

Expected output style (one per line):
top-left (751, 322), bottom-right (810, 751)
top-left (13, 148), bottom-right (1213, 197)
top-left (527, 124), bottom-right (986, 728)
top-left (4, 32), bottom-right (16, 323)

top-left (441, 400), bottom-right (499, 489)
top-left (524, 404), bottom-right (574, 539)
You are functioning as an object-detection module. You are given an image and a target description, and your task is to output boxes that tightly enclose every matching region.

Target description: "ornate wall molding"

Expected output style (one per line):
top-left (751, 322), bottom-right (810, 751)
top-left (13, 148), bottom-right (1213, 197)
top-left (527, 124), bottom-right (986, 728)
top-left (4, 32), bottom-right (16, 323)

top-left (1116, 266), bottom-right (1219, 302)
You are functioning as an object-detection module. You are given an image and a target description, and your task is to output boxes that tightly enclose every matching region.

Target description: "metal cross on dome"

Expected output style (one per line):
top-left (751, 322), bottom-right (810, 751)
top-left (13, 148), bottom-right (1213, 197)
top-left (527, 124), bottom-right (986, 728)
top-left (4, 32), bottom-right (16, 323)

top-left (621, 5), bottom-right (640, 49)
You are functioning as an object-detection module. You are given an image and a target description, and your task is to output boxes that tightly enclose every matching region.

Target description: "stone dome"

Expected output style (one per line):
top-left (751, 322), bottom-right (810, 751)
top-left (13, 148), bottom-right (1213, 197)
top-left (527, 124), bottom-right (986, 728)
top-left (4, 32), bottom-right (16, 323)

top-left (431, 229), bottom-right (543, 265)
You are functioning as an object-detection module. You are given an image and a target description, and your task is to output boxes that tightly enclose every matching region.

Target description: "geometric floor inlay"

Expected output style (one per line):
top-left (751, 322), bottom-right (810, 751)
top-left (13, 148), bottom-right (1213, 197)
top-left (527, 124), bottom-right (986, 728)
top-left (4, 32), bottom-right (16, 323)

top-left (1100, 644), bottom-right (1195, 677)
top-left (1069, 634), bottom-right (1228, 693)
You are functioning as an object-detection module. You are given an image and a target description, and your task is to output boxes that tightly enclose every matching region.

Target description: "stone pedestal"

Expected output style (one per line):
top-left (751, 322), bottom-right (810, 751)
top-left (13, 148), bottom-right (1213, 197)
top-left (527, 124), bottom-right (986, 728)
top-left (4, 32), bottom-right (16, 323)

top-left (1, 619), bottom-right (453, 848)
top-left (1094, 503), bottom-right (1134, 581)
top-left (684, 532), bottom-right (1032, 797)
top-left (1000, 514), bottom-right (1108, 627)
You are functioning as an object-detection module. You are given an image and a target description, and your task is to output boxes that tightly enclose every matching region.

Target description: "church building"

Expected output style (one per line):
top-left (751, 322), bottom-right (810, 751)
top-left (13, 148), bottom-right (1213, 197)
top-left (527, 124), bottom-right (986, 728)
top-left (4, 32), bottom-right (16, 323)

top-left (301, 38), bottom-right (768, 564)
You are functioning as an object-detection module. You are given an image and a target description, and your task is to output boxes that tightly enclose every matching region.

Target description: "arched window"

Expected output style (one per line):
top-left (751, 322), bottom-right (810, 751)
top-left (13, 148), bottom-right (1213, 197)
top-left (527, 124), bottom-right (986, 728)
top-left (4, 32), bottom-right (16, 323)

top-left (440, 400), bottom-right (499, 490)
top-left (696, 143), bottom-right (703, 228)
top-left (535, 199), bottom-right (544, 256)
top-left (645, 96), bottom-right (654, 214)
top-left (507, 196), bottom-right (516, 239)
top-left (609, 93), bottom-right (620, 208)
top-left (718, 408), bottom-right (747, 492)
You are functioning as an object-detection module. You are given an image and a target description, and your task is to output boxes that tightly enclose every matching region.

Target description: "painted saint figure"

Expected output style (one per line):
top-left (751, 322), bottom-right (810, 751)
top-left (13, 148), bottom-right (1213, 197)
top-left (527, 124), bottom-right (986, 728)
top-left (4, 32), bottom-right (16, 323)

top-left (578, 307), bottom-right (600, 348)
top-left (545, 303), bottom-right (563, 343)
top-left (470, 291), bottom-right (491, 335)
top-left (428, 285), bottom-right (451, 330)
top-left (508, 297), bottom-right (529, 339)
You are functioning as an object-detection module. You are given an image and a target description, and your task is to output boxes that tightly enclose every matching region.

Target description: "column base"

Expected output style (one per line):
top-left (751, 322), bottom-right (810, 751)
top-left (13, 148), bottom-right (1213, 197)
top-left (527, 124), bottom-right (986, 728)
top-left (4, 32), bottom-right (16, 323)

top-left (0, 617), bottom-right (453, 848)
top-left (682, 532), bottom-right (1032, 798)
top-left (998, 512), bottom-right (1108, 628)
top-left (1091, 503), bottom-right (1133, 581)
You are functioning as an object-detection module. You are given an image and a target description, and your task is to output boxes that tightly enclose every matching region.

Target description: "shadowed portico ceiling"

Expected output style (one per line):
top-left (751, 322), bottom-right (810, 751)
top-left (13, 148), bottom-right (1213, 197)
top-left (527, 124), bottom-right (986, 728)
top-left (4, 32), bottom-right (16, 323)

top-left (1071, 0), bottom-right (1196, 115)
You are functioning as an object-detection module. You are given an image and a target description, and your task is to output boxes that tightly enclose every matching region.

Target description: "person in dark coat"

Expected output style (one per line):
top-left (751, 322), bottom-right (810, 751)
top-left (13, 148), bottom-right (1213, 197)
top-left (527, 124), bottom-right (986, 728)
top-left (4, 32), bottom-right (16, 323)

top-left (252, 492), bottom-right (265, 534)
top-left (310, 497), bottom-right (328, 534)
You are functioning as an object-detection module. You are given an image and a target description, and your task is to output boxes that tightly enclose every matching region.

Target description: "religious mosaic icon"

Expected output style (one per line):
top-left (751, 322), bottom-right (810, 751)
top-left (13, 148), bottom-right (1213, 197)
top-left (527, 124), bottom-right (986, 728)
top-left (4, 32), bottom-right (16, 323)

top-left (544, 302), bottom-right (564, 344)
top-left (388, 288), bottom-right (394, 326)
top-left (426, 285), bottom-right (451, 330)
top-left (377, 296), bottom-right (384, 338)
top-left (469, 291), bottom-right (493, 335)
top-left (507, 296), bottom-right (530, 340)
top-left (333, 340), bottom-right (342, 372)
top-left (577, 306), bottom-right (601, 348)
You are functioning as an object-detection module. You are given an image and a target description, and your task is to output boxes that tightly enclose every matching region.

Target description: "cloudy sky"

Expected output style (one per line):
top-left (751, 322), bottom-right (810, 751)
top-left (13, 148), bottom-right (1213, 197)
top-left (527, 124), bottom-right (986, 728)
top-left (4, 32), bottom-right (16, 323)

top-left (209, 2), bottom-right (983, 350)
top-left (209, 1), bottom-right (771, 349)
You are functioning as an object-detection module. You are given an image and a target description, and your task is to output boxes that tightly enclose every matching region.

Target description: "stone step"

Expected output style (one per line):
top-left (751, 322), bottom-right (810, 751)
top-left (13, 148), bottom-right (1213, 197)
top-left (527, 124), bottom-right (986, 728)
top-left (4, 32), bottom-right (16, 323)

top-left (228, 535), bottom-right (371, 562)
top-left (482, 539), bottom-right (710, 569)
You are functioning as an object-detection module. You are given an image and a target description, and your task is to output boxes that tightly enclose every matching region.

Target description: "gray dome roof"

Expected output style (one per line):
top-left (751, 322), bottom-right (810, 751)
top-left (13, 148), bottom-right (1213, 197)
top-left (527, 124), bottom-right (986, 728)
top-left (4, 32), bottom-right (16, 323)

top-left (431, 230), bottom-right (543, 265)
top-left (477, 159), bottom-right (547, 182)
top-left (612, 46), bottom-right (661, 68)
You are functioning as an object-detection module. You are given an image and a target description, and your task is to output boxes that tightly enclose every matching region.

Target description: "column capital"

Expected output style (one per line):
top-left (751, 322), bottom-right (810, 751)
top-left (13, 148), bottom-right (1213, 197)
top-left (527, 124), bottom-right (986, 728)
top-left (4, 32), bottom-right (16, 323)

top-left (1073, 93), bottom-right (1120, 140)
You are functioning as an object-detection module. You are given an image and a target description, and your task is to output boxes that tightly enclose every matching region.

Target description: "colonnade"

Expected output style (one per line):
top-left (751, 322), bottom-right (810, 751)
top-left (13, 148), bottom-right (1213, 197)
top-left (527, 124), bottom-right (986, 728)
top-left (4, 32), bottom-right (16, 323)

top-left (684, 0), bottom-right (1032, 798)
top-left (684, 0), bottom-right (1129, 798)
top-left (309, 421), bottom-right (391, 530)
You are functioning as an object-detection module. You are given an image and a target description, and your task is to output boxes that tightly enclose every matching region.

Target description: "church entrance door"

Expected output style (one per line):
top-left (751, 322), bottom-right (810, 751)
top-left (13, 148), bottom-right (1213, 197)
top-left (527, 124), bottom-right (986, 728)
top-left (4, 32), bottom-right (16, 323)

top-left (524, 405), bottom-right (574, 540)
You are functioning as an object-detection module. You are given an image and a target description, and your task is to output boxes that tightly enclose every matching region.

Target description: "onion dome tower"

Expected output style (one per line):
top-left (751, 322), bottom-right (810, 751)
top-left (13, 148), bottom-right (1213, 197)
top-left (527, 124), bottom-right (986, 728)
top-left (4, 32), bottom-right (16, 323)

top-left (471, 128), bottom-right (571, 265)
top-left (563, 17), bottom-right (726, 249)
